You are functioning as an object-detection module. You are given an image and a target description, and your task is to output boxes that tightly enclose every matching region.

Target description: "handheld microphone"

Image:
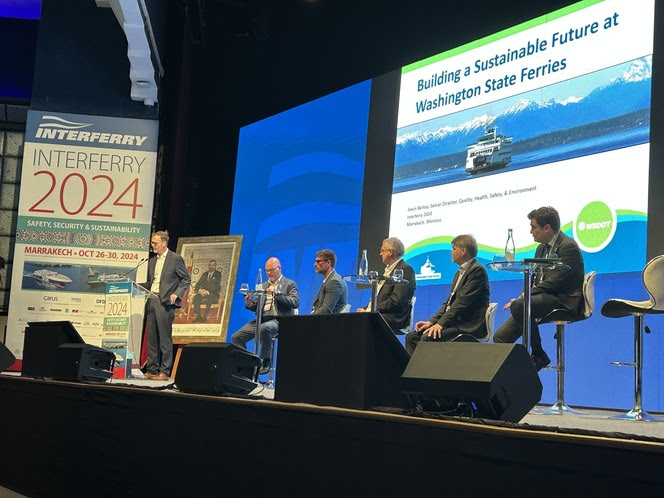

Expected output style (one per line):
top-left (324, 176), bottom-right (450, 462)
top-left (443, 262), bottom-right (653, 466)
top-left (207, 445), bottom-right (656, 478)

top-left (120, 257), bottom-right (148, 278)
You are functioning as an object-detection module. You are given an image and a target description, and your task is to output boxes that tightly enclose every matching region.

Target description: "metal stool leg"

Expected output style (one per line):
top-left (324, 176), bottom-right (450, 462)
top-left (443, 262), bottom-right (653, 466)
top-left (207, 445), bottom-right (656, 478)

top-left (542, 324), bottom-right (583, 415)
top-left (611, 315), bottom-right (663, 422)
top-left (265, 336), bottom-right (277, 390)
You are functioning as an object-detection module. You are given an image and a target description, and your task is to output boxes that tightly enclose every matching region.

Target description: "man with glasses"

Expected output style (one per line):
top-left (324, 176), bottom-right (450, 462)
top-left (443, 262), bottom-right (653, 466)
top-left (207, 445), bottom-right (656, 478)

top-left (312, 249), bottom-right (348, 314)
top-left (357, 237), bottom-right (416, 334)
top-left (230, 257), bottom-right (299, 373)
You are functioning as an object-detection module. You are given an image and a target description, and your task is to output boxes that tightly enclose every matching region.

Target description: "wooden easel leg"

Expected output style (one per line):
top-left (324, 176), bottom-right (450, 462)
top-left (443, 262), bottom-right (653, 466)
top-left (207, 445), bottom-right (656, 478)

top-left (171, 347), bottom-right (183, 380)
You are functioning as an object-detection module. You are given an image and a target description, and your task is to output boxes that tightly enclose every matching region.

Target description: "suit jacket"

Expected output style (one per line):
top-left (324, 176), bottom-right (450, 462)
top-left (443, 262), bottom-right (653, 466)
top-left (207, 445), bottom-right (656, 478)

top-left (247, 276), bottom-right (300, 317)
top-left (311, 270), bottom-right (348, 314)
top-left (195, 269), bottom-right (222, 299)
top-left (429, 258), bottom-right (489, 337)
top-left (532, 231), bottom-right (584, 313)
top-left (146, 250), bottom-right (191, 308)
top-left (375, 259), bottom-right (416, 331)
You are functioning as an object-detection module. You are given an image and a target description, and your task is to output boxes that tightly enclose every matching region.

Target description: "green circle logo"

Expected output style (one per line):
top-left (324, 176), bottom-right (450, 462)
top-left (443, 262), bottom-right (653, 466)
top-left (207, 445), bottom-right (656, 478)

top-left (573, 201), bottom-right (616, 253)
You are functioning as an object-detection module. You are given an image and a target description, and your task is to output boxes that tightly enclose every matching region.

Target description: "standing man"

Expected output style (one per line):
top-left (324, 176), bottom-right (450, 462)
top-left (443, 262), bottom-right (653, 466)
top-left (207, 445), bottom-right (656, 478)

top-left (231, 257), bottom-right (299, 374)
top-left (144, 230), bottom-right (191, 380)
top-left (311, 249), bottom-right (348, 314)
top-left (405, 234), bottom-right (489, 355)
top-left (494, 206), bottom-right (584, 371)
top-left (191, 259), bottom-right (222, 323)
top-left (357, 237), bottom-right (416, 333)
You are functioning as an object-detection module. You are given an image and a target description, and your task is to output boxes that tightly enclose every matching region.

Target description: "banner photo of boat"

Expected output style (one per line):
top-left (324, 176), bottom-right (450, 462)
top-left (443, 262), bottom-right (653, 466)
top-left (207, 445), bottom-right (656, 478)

top-left (85, 265), bottom-right (139, 289)
top-left (22, 263), bottom-right (76, 290)
top-left (21, 262), bottom-right (139, 293)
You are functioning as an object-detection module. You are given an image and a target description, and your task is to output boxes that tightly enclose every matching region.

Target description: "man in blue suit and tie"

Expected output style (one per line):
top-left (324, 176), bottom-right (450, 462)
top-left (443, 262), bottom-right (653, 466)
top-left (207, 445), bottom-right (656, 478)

top-left (144, 230), bottom-right (191, 380)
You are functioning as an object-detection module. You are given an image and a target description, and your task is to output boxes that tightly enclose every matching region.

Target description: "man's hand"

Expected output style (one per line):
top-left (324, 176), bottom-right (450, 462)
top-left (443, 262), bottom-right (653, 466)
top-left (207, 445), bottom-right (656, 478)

top-left (503, 298), bottom-right (516, 311)
top-left (244, 294), bottom-right (254, 306)
top-left (423, 323), bottom-right (443, 339)
top-left (169, 293), bottom-right (177, 305)
top-left (357, 307), bottom-right (367, 312)
top-left (415, 320), bottom-right (432, 332)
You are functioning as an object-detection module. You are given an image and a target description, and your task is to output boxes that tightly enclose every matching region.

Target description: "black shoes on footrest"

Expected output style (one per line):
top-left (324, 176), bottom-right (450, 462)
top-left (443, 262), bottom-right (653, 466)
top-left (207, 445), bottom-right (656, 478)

top-left (259, 359), bottom-right (271, 375)
top-left (531, 352), bottom-right (551, 372)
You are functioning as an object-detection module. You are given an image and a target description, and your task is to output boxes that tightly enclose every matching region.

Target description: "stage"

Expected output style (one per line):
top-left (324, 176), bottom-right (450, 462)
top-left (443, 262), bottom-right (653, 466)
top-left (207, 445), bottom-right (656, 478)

top-left (1, 374), bottom-right (664, 496)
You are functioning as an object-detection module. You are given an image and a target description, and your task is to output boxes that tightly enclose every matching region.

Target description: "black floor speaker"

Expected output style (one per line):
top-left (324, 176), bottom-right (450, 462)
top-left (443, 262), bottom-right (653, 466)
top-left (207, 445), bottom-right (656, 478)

top-left (175, 343), bottom-right (260, 395)
top-left (54, 344), bottom-right (115, 382)
top-left (401, 342), bottom-right (542, 422)
top-left (0, 342), bottom-right (15, 372)
top-left (22, 321), bottom-right (86, 378)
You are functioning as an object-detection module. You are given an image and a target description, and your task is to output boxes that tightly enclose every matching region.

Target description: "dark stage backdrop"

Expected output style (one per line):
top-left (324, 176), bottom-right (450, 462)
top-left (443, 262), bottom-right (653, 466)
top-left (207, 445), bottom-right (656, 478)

top-left (228, 0), bottom-right (664, 412)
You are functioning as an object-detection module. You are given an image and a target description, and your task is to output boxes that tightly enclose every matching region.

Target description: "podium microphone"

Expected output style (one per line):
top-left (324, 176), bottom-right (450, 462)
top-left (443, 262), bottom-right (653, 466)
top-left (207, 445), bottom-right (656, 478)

top-left (120, 257), bottom-right (148, 278)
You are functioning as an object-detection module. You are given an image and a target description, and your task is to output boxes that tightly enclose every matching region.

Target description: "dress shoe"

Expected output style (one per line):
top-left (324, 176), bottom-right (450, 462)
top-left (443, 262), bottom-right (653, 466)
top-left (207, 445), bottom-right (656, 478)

top-left (259, 359), bottom-right (271, 375)
top-left (144, 372), bottom-right (160, 380)
top-left (154, 372), bottom-right (169, 381)
top-left (531, 352), bottom-right (551, 372)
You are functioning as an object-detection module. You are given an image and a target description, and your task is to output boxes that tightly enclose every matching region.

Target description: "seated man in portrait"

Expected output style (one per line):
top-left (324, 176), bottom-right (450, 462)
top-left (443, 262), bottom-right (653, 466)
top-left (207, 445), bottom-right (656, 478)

top-left (357, 237), bottom-right (416, 333)
top-left (405, 234), bottom-right (489, 355)
top-left (191, 259), bottom-right (222, 323)
top-left (230, 257), bottom-right (299, 373)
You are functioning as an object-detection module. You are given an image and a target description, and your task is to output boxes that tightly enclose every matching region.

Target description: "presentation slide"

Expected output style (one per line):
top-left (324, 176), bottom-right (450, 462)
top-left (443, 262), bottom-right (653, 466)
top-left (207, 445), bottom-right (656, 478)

top-left (390, 0), bottom-right (654, 284)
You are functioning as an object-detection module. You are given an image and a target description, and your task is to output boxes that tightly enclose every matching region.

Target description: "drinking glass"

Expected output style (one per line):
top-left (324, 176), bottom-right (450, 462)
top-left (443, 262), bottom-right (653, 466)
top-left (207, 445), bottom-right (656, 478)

top-left (392, 269), bottom-right (404, 282)
top-left (239, 283), bottom-right (249, 295)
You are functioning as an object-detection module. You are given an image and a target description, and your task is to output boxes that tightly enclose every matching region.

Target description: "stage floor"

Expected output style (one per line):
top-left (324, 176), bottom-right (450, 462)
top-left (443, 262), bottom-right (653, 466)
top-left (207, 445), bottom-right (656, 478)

top-left (2, 372), bottom-right (664, 495)
top-left (98, 374), bottom-right (664, 444)
top-left (4, 371), bottom-right (663, 443)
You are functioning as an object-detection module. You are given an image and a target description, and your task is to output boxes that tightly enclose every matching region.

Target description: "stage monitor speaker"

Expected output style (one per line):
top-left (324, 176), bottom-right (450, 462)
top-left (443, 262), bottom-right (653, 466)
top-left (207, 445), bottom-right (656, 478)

top-left (401, 342), bottom-right (542, 423)
top-left (175, 343), bottom-right (260, 395)
top-left (22, 321), bottom-right (85, 378)
top-left (54, 344), bottom-right (115, 382)
top-left (0, 341), bottom-right (15, 372)
top-left (275, 312), bottom-right (411, 409)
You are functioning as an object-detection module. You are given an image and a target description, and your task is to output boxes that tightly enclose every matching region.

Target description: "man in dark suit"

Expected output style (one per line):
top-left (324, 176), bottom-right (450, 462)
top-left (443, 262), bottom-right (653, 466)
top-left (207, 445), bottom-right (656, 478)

top-left (191, 259), bottom-right (222, 323)
top-left (231, 257), bottom-right (299, 373)
top-left (494, 206), bottom-right (585, 371)
top-left (144, 230), bottom-right (191, 380)
top-left (311, 249), bottom-right (348, 314)
top-left (405, 234), bottom-right (489, 355)
top-left (357, 237), bottom-right (416, 333)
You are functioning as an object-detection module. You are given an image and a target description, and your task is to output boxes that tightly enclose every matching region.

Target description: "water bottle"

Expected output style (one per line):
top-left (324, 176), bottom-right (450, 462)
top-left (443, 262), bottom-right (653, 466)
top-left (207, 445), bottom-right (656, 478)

top-left (505, 228), bottom-right (516, 262)
top-left (255, 268), bottom-right (263, 291)
top-left (359, 249), bottom-right (369, 276)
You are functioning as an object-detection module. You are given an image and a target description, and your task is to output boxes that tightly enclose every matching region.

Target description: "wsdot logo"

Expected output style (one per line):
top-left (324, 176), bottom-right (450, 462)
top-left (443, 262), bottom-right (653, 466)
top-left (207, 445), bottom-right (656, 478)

top-left (574, 201), bottom-right (616, 253)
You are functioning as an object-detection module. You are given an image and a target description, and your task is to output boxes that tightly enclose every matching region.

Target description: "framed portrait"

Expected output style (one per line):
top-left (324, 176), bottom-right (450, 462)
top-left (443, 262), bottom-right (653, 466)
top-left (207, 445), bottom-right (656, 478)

top-left (172, 235), bottom-right (242, 343)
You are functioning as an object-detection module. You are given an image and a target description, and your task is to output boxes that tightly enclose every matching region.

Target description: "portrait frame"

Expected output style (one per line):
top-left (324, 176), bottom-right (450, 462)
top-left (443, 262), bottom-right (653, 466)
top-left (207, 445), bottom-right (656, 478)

top-left (172, 234), bottom-right (242, 344)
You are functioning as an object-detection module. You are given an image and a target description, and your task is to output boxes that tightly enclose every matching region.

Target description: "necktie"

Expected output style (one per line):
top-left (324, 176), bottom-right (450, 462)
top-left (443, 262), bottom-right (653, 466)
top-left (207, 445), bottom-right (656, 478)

top-left (445, 268), bottom-right (463, 312)
top-left (536, 244), bottom-right (550, 285)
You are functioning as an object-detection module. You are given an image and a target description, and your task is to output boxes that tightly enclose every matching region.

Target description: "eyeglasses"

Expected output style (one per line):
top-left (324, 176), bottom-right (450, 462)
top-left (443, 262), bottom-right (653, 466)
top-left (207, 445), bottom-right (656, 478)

top-left (265, 267), bottom-right (280, 273)
top-left (380, 248), bottom-right (391, 253)
top-left (314, 259), bottom-right (329, 264)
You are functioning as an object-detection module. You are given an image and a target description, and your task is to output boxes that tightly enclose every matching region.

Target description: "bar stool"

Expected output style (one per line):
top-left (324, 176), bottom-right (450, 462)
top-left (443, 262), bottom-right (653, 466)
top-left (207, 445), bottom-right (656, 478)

top-left (537, 271), bottom-right (596, 415)
top-left (264, 309), bottom-right (298, 390)
top-left (451, 302), bottom-right (497, 343)
top-left (398, 296), bottom-right (417, 334)
top-left (480, 302), bottom-right (498, 343)
top-left (601, 255), bottom-right (664, 421)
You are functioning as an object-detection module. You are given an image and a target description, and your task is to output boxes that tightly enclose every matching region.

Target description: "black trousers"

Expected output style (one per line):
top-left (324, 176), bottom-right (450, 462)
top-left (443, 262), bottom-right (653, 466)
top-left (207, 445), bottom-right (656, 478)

top-left (493, 293), bottom-right (579, 357)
